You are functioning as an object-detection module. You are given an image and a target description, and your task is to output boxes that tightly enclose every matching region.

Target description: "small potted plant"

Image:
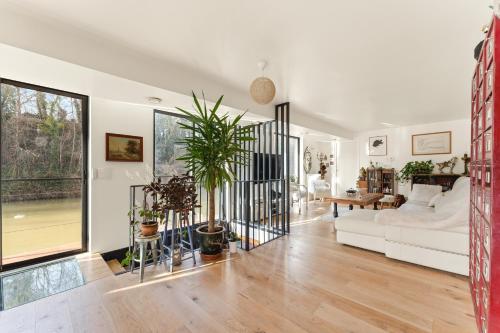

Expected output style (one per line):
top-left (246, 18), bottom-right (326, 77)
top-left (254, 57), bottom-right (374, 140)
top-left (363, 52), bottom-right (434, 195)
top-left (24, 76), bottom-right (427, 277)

top-left (397, 160), bottom-right (434, 183)
top-left (228, 231), bottom-right (240, 254)
top-left (128, 206), bottom-right (164, 237)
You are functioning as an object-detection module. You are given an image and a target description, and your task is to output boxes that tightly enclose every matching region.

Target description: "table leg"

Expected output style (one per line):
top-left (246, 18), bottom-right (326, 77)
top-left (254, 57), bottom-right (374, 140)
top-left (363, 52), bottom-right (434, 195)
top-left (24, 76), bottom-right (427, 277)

top-left (139, 243), bottom-right (145, 283)
top-left (170, 214), bottom-right (176, 273)
top-left (349, 204), bottom-right (353, 210)
top-left (360, 205), bottom-right (364, 209)
top-left (333, 202), bottom-right (338, 218)
top-left (130, 243), bottom-right (136, 274)
top-left (159, 238), bottom-right (167, 268)
top-left (373, 202), bottom-right (378, 210)
top-left (152, 240), bottom-right (158, 265)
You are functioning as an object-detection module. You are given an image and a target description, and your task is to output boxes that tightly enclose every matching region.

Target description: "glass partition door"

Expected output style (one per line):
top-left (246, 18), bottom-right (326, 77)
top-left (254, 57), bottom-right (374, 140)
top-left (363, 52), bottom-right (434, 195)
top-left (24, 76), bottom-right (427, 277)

top-left (0, 79), bottom-right (88, 270)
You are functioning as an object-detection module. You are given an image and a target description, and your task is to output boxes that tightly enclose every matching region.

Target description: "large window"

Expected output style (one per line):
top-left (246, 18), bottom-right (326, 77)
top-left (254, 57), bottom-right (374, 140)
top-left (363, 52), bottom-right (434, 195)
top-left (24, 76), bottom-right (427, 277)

top-left (154, 110), bottom-right (190, 177)
top-left (0, 79), bottom-right (88, 270)
top-left (154, 110), bottom-right (222, 223)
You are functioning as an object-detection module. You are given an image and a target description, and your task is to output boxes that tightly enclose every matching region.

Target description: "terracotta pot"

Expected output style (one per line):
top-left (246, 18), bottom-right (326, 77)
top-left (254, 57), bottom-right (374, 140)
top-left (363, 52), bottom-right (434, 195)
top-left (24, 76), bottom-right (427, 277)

top-left (140, 221), bottom-right (158, 236)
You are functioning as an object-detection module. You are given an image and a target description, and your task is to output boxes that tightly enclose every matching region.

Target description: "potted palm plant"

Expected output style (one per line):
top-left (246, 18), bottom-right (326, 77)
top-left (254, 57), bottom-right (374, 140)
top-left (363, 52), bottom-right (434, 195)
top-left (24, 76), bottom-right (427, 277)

top-left (176, 92), bottom-right (254, 260)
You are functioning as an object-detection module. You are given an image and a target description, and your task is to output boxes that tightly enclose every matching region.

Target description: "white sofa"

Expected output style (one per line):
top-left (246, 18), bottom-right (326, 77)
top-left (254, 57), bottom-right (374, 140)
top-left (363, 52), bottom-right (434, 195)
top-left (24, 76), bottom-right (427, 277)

top-left (335, 177), bottom-right (470, 276)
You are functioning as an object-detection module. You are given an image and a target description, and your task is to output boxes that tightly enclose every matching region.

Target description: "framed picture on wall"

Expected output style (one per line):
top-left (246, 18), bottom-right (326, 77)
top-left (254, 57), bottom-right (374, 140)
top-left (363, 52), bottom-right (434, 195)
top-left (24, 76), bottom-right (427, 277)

top-left (106, 133), bottom-right (144, 162)
top-left (368, 135), bottom-right (387, 156)
top-left (412, 131), bottom-right (452, 155)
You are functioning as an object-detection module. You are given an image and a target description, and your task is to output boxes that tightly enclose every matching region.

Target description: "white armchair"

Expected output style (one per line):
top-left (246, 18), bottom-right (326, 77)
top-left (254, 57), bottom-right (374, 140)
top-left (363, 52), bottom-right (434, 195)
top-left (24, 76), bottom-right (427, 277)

top-left (313, 179), bottom-right (331, 201)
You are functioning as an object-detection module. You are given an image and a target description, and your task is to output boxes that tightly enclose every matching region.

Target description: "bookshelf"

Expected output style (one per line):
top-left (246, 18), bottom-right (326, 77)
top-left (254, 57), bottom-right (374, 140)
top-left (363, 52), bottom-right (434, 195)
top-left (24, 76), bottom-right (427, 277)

top-left (367, 168), bottom-right (396, 195)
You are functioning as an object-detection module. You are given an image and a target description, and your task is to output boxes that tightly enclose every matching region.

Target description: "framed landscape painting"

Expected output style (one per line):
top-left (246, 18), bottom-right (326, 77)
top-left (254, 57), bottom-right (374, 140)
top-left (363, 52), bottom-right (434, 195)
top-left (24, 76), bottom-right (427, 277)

top-left (106, 133), bottom-right (143, 162)
top-left (412, 131), bottom-right (451, 155)
top-left (368, 135), bottom-right (387, 156)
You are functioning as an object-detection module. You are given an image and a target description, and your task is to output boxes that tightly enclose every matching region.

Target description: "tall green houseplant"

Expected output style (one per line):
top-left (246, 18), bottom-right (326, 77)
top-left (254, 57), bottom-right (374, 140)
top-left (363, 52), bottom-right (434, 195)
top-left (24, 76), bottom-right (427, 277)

top-left (176, 92), bottom-right (254, 256)
top-left (397, 160), bottom-right (434, 183)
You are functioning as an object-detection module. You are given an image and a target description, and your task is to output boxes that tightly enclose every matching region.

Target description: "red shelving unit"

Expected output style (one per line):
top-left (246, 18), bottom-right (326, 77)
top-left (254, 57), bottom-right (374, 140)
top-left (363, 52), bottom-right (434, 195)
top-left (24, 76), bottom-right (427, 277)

top-left (470, 15), bottom-right (500, 333)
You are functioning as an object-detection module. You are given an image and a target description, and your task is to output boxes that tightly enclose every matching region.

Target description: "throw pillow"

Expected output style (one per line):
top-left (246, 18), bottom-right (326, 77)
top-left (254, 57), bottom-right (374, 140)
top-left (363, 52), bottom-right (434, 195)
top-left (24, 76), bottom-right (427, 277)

top-left (408, 184), bottom-right (443, 204)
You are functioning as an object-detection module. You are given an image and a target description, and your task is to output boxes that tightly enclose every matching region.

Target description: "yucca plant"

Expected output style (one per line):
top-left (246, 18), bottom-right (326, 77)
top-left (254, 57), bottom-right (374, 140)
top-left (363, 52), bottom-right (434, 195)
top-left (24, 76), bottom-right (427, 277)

top-left (176, 92), bottom-right (254, 236)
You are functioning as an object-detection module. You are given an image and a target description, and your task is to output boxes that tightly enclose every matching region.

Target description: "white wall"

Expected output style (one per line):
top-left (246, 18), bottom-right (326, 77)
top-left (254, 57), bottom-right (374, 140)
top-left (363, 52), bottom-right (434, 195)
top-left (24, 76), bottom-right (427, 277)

top-left (0, 43), bottom-right (350, 253)
top-left (301, 136), bottom-right (336, 196)
top-left (90, 99), bottom-right (155, 252)
top-left (337, 140), bottom-right (358, 194)
top-left (339, 119), bottom-right (470, 196)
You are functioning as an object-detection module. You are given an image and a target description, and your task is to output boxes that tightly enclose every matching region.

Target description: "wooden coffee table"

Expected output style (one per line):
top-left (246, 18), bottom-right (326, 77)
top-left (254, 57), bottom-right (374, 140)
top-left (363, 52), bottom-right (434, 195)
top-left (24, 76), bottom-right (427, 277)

top-left (325, 193), bottom-right (385, 218)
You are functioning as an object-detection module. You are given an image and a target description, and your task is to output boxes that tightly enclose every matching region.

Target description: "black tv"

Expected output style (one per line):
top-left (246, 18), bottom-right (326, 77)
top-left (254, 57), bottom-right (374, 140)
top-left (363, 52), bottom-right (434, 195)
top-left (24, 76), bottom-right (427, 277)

top-left (253, 153), bottom-right (282, 181)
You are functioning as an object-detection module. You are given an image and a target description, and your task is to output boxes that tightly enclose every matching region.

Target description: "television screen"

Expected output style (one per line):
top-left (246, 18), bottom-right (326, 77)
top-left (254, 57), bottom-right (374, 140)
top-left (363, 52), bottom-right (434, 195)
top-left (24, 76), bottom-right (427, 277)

top-left (253, 153), bottom-right (282, 181)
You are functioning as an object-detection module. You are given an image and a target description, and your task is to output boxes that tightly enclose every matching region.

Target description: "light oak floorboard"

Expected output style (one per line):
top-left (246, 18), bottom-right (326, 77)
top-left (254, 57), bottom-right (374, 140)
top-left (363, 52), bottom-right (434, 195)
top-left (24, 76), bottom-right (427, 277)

top-left (0, 203), bottom-right (475, 332)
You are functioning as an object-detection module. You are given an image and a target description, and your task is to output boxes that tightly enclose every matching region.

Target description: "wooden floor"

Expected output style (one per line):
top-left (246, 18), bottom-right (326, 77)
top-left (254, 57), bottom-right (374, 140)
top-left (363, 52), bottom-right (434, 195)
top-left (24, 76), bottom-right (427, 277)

top-left (0, 203), bottom-right (476, 333)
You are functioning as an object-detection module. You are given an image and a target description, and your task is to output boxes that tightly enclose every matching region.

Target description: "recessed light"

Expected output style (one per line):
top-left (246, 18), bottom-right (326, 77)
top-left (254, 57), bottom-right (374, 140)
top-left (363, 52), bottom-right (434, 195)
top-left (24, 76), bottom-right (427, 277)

top-left (147, 97), bottom-right (162, 104)
top-left (380, 122), bottom-right (394, 127)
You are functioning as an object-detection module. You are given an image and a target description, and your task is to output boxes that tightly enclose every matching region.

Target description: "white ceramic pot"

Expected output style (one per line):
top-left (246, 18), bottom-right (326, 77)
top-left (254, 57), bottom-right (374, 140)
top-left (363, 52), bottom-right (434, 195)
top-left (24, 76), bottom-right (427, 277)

top-left (229, 241), bottom-right (238, 254)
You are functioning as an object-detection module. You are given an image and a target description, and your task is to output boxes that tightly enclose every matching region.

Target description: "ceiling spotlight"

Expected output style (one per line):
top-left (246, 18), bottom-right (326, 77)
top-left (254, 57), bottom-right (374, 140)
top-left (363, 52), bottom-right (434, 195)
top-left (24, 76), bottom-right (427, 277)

top-left (147, 97), bottom-right (162, 104)
top-left (250, 60), bottom-right (276, 105)
top-left (380, 122), bottom-right (395, 127)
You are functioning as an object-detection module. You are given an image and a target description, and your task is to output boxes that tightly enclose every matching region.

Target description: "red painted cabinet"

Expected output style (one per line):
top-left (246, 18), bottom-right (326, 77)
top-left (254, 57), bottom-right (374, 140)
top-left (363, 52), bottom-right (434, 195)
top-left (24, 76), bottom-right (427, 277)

top-left (470, 16), bottom-right (500, 333)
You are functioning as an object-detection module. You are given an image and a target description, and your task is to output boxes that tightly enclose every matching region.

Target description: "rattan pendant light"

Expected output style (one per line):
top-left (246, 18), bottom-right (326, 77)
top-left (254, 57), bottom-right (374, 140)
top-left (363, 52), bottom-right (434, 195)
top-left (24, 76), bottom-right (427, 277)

top-left (249, 60), bottom-right (276, 105)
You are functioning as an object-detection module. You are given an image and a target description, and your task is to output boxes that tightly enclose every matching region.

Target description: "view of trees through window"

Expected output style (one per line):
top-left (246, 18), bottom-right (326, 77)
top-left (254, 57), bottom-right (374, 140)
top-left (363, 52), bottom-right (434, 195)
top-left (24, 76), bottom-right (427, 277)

top-left (154, 110), bottom-right (221, 223)
top-left (0, 81), bottom-right (86, 266)
top-left (154, 110), bottom-right (190, 176)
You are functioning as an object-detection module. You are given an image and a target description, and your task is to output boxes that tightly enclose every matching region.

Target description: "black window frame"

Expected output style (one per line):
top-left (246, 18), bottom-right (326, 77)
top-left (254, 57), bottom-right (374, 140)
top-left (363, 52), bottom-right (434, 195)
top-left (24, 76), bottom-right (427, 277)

top-left (0, 78), bottom-right (89, 272)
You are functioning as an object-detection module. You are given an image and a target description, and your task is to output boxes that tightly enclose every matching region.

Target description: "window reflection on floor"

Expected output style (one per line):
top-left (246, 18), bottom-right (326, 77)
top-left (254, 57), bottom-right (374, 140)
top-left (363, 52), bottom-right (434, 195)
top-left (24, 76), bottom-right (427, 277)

top-left (1, 258), bottom-right (85, 310)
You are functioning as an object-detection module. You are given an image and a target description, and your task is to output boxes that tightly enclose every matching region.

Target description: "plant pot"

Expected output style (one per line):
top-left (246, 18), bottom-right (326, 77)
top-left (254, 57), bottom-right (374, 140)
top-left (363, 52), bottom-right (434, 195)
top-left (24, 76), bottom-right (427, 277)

top-left (229, 241), bottom-right (238, 254)
top-left (196, 224), bottom-right (225, 260)
top-left (140, 221), bottom-right (158, 236)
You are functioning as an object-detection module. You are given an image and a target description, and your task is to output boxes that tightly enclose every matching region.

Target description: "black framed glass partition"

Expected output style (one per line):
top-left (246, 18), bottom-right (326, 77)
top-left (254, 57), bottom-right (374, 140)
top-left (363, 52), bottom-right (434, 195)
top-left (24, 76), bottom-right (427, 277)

top-left (0, 79), bottom-right (88, 271)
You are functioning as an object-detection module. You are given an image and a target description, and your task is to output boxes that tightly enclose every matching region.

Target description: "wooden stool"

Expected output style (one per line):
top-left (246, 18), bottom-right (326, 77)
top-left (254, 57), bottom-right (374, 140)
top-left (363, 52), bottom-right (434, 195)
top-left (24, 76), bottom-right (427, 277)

top-left (130, 232), bottom-right (165, 283)
top-left (379, 196), bottom-right (395, 210)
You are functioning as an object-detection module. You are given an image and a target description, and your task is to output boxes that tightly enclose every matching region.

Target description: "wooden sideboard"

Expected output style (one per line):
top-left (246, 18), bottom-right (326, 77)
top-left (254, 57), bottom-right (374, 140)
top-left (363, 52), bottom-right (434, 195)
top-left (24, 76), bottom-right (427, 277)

top-left (411, 174), bottom-right (462, 192)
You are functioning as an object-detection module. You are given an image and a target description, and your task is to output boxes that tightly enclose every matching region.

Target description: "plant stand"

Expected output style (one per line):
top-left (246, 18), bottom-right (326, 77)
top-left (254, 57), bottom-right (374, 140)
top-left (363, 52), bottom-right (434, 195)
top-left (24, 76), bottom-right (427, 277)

top-left (130, 232), bottom-right (165, 283)
top-left (162, 209), bottom-right (196, 273)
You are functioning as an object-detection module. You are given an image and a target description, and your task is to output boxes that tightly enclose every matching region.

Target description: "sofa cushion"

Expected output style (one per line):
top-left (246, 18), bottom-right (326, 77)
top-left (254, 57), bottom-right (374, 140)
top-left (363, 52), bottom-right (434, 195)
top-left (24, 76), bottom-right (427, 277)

top-left (434, 177), bottom-right (470, 218)
top-left (335, 210), bottom-right (384, 237)
top-left (385, 225), bottom-right (469, 255)
top-left (407, 184), bottom-right (442, 204)
top-left (428, 192), bottom-right (444, 207)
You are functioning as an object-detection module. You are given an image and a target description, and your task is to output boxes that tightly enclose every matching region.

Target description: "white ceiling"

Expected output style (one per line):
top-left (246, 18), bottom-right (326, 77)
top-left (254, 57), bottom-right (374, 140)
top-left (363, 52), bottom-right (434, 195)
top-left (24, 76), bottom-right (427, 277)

top-left (0, 0), bottom-right (492, 134)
